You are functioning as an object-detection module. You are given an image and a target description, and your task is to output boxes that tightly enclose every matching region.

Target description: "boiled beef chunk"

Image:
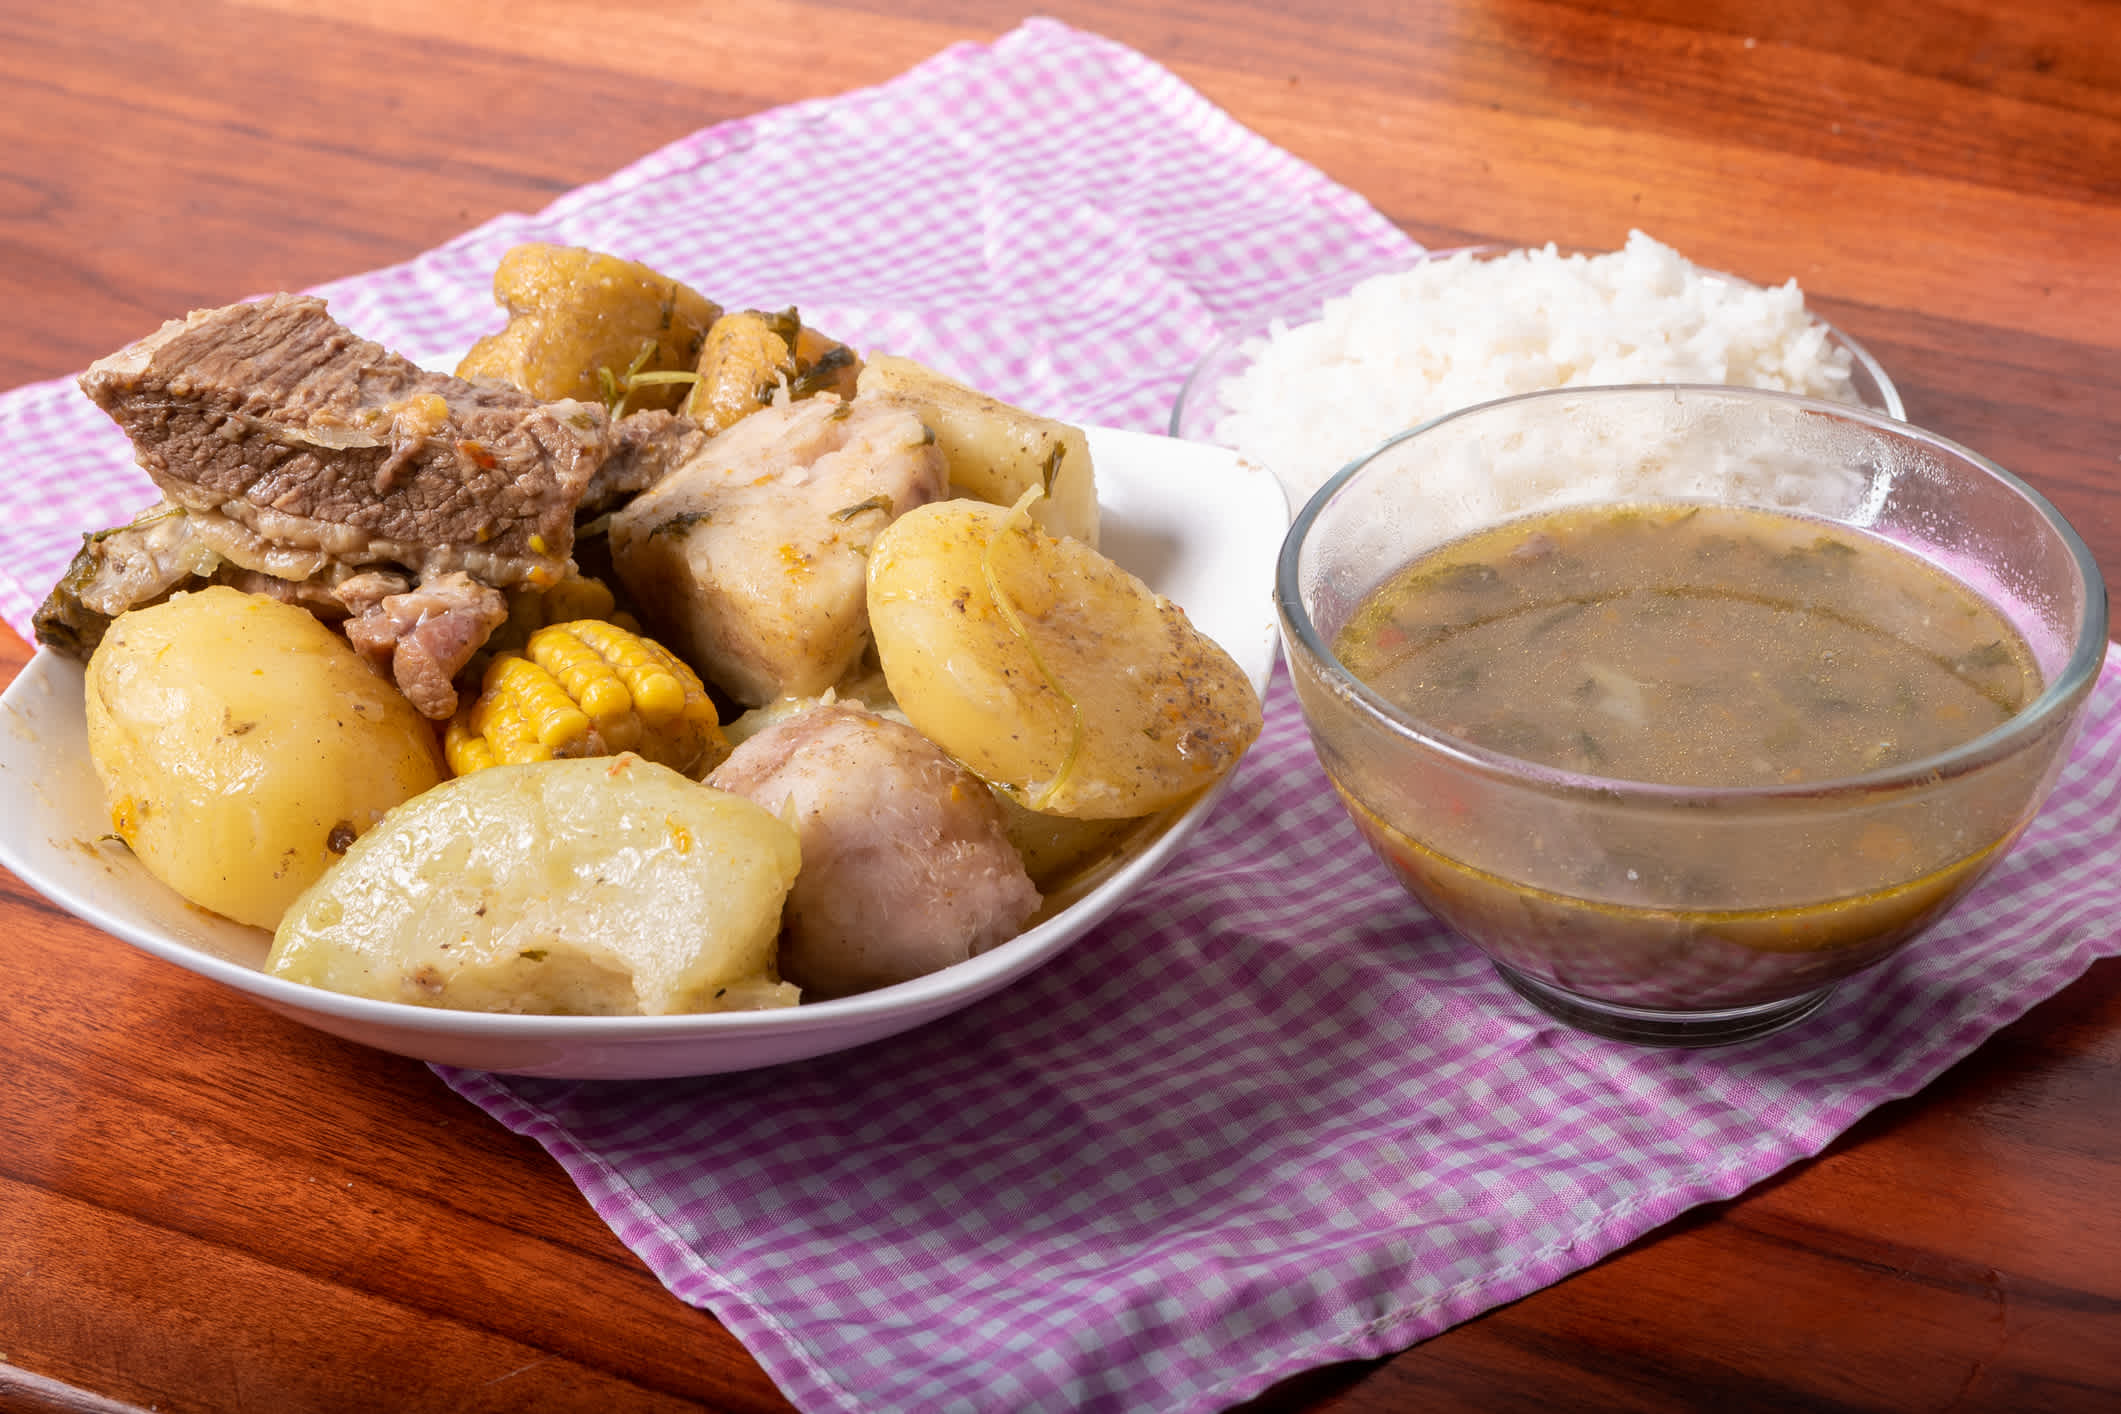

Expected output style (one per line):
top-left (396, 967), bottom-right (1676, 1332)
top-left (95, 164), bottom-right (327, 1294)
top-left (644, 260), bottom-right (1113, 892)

top-left (77, 294), bottom-right (611, 590)
top-left (32, 502), bottom-right (357, 658)
top-left (580, 408), bottom-right (712, 517)
top-left (339, 571), bottom-right (510, 720)
top-left (46, 294), bottom-right (739, 717)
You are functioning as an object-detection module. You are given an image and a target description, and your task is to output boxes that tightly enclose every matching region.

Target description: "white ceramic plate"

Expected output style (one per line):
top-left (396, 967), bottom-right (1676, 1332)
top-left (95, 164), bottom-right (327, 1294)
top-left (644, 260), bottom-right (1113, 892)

top-left (0, 425), bottom-right (1287, 1079)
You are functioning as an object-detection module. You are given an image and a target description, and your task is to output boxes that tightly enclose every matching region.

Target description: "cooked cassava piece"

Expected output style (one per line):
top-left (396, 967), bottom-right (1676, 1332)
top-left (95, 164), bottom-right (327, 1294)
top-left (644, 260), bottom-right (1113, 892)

top-left (456, 243), bottom-right (722, 414)
top-left (268, 754), bottom-right (802, 1015)
top-left (84, 587), bottom-right (445, 931)
top-left (867, 497), bottom-right (1261, 818)
top-left (609, 395), bottom-right (947, 707)
top-left (856, 353), bottom-right (1099, 547)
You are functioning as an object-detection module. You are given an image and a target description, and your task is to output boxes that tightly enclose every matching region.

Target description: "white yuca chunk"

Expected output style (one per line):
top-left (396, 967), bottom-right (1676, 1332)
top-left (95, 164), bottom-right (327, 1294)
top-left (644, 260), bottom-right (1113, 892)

top-left (856, 353), bottom-right (1100, 547)
top-left (268, 754), bottom-right (802, 1015)
top-left (84, 586), bottom-right (444, 931)
top-left (867, 498), bottom-right (1262, 819)
top-left (607, 395), bottom-right (946, 707)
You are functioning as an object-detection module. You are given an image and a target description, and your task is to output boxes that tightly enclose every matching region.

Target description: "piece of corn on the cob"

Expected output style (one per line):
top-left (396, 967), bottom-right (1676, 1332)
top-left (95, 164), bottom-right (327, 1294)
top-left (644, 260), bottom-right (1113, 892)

top-left (445, 620), bottom-right (727, 778)
top-left (483, 570), bottom-right (635, 657)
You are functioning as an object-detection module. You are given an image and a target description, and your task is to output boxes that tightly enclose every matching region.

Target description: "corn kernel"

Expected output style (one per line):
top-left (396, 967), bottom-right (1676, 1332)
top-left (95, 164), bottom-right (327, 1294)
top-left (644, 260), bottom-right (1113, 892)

top-left (443, 723), bottom-right (502, 776)
top-left (527, 626), bottom-right (632, 725)
top-left (570, 619), bottom-right (688, 726)
top-left (487, 653), bottom-right (593, 750)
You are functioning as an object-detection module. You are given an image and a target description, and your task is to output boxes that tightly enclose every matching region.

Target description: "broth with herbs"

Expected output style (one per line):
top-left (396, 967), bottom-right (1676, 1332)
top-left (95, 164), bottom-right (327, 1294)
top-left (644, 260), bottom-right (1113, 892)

top-left (1323, 502), bottom-right (2045, 999)
top-left (1336, 503), bottom-right (2038, 786)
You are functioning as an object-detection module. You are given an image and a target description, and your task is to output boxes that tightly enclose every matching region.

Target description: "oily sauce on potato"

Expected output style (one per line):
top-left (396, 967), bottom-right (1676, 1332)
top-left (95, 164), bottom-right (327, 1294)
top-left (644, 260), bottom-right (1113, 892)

top-left (1335, 502), bottom-right (2039, 787)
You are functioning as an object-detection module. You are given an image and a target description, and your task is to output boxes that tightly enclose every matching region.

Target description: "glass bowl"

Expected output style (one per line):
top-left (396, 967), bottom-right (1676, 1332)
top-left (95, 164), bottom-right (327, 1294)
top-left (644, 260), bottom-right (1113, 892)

top-left (1276, 385), bottom-right (2106, 1046)
top-left (1173, 243), bottom-right (1904, 513)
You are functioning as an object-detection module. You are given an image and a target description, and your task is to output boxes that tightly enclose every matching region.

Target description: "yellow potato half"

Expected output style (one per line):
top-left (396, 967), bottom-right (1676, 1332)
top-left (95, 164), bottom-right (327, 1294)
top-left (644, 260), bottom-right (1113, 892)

top-left (992, 789), bottom-right (1147, 890)
top-left (84, 587), bottom-right (445, 930)
top-left (268, 755), bottom-right (802, 1015)
top-left (856, 354), bottom-right (1099, 547)
top-left (867, 500), bottom-right (1262, 818)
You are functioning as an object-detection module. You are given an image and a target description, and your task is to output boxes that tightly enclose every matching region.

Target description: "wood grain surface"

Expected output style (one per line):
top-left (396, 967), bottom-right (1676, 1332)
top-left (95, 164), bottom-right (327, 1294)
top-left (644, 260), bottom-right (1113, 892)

top-left (2, 2), bottom-right (2116, 1410)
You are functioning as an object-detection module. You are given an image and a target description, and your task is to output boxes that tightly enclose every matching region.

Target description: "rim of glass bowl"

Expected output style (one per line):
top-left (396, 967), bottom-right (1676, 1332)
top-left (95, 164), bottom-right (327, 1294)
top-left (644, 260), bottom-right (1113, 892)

top-left (1168, 243), bottom-right (1908, 449)
top-left (1274, 383), bottom-right (2108, 807)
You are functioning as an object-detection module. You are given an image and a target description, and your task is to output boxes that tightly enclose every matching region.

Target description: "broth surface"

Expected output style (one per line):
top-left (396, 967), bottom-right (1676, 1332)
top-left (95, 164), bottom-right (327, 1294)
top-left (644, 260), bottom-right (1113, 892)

top-left (1336, 503), bottom-right (2039, 787)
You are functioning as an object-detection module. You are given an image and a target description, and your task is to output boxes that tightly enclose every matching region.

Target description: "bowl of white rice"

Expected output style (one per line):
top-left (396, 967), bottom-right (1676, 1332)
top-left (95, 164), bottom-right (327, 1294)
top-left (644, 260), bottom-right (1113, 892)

top-left (1172, 231), bottom-right (1902, 511)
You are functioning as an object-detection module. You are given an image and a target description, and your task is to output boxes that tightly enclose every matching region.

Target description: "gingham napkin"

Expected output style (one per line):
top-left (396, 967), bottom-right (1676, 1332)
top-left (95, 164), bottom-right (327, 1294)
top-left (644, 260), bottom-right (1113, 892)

top-left (4, 20), bottom-right (2117, 1414)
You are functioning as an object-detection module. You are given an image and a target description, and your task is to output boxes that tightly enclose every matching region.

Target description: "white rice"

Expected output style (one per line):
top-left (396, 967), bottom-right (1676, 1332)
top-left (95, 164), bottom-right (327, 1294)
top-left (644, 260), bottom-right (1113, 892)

top-left (1207, 230), bottom-right (1861, 508)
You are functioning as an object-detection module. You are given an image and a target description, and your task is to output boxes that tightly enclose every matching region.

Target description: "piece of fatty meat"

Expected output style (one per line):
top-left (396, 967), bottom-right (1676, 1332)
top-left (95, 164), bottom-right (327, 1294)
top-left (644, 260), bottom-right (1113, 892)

top-left (76, 293), bottom-right (612, 592)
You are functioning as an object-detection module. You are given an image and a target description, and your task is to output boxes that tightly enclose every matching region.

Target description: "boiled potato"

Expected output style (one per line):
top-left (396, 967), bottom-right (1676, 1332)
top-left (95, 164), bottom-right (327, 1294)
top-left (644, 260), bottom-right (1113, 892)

top-left (993, 792), bottom-right (1146, 890)
top-left (867, 499), bottom-right (1261, 818)
top-left (268, 755), bottom-right (801, 1015)
top-left (455, 243), bottom-right (721, 413)
top-left (84, 587), bottom-right (445, 930)
top-left (856, 353), bottom-right (1099, 546)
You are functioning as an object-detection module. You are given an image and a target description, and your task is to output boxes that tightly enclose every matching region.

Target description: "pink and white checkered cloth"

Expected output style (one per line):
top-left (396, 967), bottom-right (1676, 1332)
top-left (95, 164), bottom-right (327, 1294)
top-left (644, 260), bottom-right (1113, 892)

top-left (4, 20), bottom-right (2116, 1414)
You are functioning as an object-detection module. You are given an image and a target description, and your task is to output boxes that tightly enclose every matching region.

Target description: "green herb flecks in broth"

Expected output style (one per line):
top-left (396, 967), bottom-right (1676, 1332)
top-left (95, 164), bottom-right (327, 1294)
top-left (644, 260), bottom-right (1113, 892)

top-left (1336, 503), bottom-right (2038, 788)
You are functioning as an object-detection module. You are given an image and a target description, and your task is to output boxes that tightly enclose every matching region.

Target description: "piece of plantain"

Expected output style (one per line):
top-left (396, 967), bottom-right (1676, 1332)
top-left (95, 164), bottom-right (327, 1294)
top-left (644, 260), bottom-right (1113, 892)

top-left (456, 244), bottom-right (722, 414)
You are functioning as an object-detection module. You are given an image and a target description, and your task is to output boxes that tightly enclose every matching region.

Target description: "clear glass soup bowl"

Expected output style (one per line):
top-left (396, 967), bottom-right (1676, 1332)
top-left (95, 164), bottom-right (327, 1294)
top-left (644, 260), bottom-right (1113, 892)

top-left (1276, 385), bottom-right (2107, 1045)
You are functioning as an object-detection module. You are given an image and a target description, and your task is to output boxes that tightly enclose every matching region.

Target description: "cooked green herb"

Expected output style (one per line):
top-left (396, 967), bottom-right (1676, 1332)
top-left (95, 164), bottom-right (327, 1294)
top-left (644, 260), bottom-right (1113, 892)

top-left (831, 495), bottom-right (894, 522)
top-left (651, 510), bottom-right (713, 539)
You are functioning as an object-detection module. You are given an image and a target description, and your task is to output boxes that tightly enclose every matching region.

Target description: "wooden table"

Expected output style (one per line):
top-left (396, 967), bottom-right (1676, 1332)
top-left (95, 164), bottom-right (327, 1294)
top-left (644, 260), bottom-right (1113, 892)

top-left (3, 3), bottom-right (2116, 1410)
